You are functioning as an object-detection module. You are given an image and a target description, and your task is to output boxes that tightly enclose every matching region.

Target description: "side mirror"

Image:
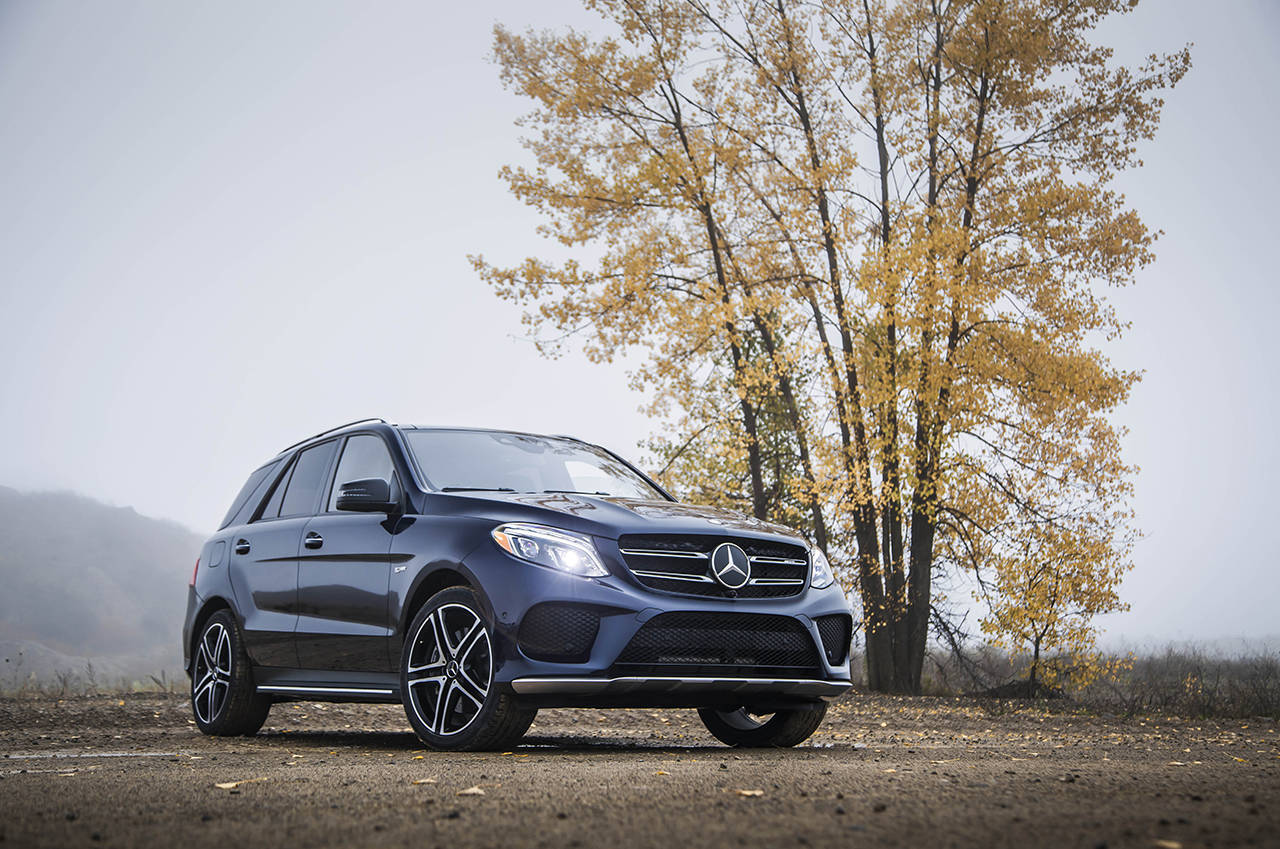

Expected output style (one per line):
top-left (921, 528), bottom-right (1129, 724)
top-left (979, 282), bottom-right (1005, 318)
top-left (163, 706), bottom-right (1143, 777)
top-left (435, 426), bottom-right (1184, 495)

top-left (335, 478), bottom-right (397, 513)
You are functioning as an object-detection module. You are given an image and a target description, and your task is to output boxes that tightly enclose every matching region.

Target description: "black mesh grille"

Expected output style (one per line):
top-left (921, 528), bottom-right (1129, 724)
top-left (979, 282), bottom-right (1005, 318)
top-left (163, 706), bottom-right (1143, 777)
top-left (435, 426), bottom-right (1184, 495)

top-left (614, 612), bottom-right (821, 677)
top-left (815, 614), bottom-right (851, 665)
top-left (518, 604), bottom-right (600, 663)
top-left (618, 534), bottom-right (808, 600)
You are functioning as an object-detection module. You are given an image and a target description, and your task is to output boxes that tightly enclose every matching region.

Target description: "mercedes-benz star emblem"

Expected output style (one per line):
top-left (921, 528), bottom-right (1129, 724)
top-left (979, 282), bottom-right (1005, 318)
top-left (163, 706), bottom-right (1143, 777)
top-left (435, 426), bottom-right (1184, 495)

top-left (710, 542), bottom-right (751, 590)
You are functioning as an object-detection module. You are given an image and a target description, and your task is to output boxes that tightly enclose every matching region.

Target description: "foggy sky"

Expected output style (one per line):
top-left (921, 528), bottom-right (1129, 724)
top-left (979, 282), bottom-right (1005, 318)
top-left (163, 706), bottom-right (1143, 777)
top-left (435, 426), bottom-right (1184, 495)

top-left (1, 0), bottom-right (1276, 645)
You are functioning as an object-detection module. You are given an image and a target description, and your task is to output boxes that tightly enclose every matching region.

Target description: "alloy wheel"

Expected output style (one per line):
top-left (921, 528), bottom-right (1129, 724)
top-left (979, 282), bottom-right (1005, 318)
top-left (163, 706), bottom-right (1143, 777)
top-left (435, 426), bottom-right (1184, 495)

top-left (192, 621), bottom-right (232, 725)
top-left (698, 702), bottom-right (827, 747)
top-left (405, 603), bottom-right (493, 736)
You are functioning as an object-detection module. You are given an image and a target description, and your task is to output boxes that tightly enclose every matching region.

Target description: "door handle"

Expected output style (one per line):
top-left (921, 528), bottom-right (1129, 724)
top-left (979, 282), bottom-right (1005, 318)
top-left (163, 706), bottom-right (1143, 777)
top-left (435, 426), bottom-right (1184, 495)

top-left (234, 539), bottom-right (251, 555)
top-left (303, 532), bottom-right (324, 550)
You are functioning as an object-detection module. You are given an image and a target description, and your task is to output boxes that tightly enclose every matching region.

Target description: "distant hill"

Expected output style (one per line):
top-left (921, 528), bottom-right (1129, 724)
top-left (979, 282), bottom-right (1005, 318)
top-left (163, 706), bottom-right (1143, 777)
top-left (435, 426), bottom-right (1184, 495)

top-left (0, 486), bottom-right (203, 684)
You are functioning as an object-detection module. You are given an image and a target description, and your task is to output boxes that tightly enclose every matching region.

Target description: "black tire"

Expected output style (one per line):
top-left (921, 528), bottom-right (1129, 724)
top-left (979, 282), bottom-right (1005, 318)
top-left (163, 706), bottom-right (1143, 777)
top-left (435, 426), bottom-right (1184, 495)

top-left (697, 703), bottom-right (827, 748)
top-left (400, 587), bottom-right (536, 751)
top-left (191, 610), bottom-right (272, 736)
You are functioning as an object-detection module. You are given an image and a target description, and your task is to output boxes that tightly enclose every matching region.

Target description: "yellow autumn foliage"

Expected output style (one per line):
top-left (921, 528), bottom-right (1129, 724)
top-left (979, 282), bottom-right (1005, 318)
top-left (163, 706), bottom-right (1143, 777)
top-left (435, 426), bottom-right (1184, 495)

top-left (474, 0), bottom-right (1189, 693)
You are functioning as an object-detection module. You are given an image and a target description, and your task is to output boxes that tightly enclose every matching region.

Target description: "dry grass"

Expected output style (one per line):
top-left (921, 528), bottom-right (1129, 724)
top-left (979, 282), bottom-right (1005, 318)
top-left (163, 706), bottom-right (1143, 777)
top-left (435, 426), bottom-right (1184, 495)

top-left (845, 644), bottom-right (1280, 720)
top-left (1, 649), bottom-right (182, 698)
top-left (1077, 648), bottom-right (1280, 718)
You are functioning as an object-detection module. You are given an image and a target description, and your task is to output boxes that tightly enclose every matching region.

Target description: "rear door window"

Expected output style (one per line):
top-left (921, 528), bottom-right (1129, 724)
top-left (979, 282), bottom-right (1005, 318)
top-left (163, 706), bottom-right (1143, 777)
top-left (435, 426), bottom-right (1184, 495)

top-left (279, 440), bottom-right (339, 518)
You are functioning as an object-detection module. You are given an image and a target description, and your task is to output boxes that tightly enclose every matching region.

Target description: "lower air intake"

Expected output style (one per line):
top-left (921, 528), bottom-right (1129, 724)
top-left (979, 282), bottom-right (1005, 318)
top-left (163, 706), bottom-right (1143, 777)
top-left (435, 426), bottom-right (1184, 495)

top-left (815, 614), bottom-right (852, 665)
top-left (518, 604), bottom-right (600, 663)
top-left (614, 611), bottom-right (821, 678)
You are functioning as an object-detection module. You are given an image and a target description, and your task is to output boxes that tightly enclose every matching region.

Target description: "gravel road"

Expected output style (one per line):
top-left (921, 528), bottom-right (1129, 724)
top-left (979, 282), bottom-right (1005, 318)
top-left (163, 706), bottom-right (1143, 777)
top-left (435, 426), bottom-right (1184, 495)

top-left (1, 693), bottom-right (1275, 848)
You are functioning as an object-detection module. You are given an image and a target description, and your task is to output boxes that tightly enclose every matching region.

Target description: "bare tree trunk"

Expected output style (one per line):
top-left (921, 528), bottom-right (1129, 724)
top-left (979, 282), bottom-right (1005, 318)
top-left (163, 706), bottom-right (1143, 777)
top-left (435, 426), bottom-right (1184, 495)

top-left (860, 0), bottom-right (911, 694)
top-left (1029, 638), bottom-right (1041, 694)
top-left (737, 390), bottom-right (768, 519)
top-left (720, 242), bottom-right (830, 548)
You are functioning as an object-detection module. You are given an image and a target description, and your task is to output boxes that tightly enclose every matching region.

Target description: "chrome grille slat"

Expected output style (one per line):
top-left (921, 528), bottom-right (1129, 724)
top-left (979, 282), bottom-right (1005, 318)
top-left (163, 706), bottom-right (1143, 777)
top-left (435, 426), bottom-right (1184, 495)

top-left (619, 548), bottom-right (708, 559)
top-left (631, 569), bottom-right (716, 583)
top-left (749, 556), bottom-right (807, 566)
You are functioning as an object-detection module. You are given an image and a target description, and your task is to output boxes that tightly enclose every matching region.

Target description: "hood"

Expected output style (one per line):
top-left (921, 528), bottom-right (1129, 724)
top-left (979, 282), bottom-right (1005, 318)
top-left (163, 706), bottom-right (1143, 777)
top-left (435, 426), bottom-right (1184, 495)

top-left (430, 491), bottom-right (808, 545)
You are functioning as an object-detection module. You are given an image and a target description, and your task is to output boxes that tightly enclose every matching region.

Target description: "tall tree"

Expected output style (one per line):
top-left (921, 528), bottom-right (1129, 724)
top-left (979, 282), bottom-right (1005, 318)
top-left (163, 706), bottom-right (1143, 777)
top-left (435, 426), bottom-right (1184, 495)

top-left (475, 0), bottom-right (1188, 693)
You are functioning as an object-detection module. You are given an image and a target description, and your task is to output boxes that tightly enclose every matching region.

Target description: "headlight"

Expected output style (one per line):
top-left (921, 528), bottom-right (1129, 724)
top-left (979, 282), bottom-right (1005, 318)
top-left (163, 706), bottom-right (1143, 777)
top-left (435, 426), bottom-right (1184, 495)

top-left (491, 523), bottom-right (608, 578)
top-left (809, 545), bottom-right (835, 589)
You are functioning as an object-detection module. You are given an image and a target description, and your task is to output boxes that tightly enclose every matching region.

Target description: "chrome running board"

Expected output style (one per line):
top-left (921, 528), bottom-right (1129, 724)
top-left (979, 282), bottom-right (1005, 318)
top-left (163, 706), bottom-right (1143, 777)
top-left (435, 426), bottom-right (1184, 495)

top-left (257, 685), bottom-right (394, 697)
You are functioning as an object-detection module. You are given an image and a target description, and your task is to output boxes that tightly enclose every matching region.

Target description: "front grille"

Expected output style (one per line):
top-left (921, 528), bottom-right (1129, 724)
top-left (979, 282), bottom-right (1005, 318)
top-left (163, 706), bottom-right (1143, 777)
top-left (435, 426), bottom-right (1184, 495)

top-left (815, 614), bottom-right (851, 665)
top-left (614, 612), bottom-right (822, 677)
top-left (518, 604), bottom-right (600, 663)
top-left (618, 534), bottom-right (808, 599)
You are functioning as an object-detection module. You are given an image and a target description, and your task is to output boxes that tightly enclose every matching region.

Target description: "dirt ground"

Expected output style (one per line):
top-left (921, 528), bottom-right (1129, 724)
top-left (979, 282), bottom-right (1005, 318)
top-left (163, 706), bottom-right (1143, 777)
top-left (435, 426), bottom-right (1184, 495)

top-left (0, 693), bottom-right (1276, 849)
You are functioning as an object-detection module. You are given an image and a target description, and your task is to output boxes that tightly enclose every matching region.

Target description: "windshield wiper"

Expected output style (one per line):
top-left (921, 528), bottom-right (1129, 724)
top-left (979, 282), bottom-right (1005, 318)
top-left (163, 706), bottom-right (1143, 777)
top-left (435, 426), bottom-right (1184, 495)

top-left (541, 489), bottom-right (611, 496)
top-left (440, 486), bottom-right (516, 493)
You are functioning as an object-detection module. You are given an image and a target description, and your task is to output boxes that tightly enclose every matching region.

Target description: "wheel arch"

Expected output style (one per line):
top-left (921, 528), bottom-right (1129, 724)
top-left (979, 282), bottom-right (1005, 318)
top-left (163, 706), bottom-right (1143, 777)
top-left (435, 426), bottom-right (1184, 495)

top-left (399, 567), bottom-right (476, 635)
top-left (188, 596), bottom-right (234, 672)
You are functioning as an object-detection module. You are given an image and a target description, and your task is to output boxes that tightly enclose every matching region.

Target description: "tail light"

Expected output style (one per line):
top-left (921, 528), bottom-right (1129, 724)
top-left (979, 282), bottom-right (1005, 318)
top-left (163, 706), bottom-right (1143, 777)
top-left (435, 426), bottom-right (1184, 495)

top-left (190, 558), bottom-right (200, 587)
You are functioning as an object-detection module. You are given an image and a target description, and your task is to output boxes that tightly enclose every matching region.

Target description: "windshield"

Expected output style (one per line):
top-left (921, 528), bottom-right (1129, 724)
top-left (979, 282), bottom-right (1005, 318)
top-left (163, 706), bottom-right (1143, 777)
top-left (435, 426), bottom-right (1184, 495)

top-left (403, 430), bottom-right (666, 500)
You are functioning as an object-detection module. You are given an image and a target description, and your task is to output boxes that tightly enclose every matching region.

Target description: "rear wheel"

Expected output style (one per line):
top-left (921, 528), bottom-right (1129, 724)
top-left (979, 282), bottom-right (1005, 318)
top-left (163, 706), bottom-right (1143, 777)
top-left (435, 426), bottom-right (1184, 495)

top-left (400, 587), bottom-right (536, 751)
top-left (191, 610), bottom-right (271, 736)
top-left (697, 703), bottom-right (827, 748)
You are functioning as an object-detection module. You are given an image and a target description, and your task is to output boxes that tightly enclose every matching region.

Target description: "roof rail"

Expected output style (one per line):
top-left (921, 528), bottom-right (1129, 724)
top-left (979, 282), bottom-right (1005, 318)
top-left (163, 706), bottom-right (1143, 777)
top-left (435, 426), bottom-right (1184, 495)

top-left (277, 418), bottom-right (388, 455)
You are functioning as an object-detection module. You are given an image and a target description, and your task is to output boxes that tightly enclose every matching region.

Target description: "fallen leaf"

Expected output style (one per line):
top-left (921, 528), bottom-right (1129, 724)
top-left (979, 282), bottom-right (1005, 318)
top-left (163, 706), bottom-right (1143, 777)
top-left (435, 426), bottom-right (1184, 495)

top-left (457, 786), bottom-right (485, 796)
top-left (411, 778), bottom-right (437, 785)
top-left (733, 789), bottom-right (764, 797)
top-left (214, 778), bottom-right (268, 790)
top-left (655, 770), bottom-right (670, 776)
top-left (1152, 841), bottom-right (1183, 849)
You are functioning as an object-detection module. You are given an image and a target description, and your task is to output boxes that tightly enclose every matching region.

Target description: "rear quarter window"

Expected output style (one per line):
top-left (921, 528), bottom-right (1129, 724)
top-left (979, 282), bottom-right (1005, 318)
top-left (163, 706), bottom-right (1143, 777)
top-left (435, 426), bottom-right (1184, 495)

top-left (219, 460), bottom-right (283, 529)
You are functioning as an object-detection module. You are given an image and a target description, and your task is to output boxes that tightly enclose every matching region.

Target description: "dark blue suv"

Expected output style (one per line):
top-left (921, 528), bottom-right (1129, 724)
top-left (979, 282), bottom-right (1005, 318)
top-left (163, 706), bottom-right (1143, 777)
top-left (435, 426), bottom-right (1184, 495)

top-left (184, 419), bottom-right (853, 750)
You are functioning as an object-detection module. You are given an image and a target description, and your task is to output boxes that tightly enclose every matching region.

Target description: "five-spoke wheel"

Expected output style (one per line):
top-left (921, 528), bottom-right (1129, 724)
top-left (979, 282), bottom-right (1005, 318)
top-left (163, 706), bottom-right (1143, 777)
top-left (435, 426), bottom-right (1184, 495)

top-left (190, 610), bottom-right (271, 736)
top-left (192, 620), bottom-right (232, 725)
top-left (400, 587), bottom-right (535, 750)
top-left (404, 602), bottom-right (493, 736)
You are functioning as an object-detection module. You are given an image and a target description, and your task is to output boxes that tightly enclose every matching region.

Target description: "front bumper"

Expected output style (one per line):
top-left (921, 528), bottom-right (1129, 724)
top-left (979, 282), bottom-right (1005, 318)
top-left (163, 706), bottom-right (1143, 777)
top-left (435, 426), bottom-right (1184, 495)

top-left (461, 539), bottom-right (855, 709)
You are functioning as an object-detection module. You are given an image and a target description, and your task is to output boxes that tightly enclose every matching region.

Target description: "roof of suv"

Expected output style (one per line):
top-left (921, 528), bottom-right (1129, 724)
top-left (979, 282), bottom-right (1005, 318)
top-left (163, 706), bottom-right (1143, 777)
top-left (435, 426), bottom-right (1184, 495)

top-left (275, 419), bottom-right (587, 457)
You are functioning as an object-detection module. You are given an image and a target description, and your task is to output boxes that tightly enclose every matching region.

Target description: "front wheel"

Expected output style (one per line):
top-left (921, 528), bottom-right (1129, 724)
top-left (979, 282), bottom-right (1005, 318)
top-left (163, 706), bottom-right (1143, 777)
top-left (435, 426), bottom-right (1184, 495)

top-left (697, 703), bottom-right (827, 748)
top-left (400, 587), bottom-right (536, 751)
top-left (190, 610), bottom-right (271, 736)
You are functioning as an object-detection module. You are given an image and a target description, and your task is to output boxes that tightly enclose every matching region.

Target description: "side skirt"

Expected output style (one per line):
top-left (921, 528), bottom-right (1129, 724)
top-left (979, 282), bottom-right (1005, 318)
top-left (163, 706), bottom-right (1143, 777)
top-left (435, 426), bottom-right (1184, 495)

top-left (252, 666), bottom-right (402, 703)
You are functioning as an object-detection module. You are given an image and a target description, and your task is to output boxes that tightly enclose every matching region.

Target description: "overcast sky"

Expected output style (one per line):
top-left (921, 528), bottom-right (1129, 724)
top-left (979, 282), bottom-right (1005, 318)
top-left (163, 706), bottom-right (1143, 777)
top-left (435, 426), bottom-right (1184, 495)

top-left (1, 0), bottom-right (1276, 646)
